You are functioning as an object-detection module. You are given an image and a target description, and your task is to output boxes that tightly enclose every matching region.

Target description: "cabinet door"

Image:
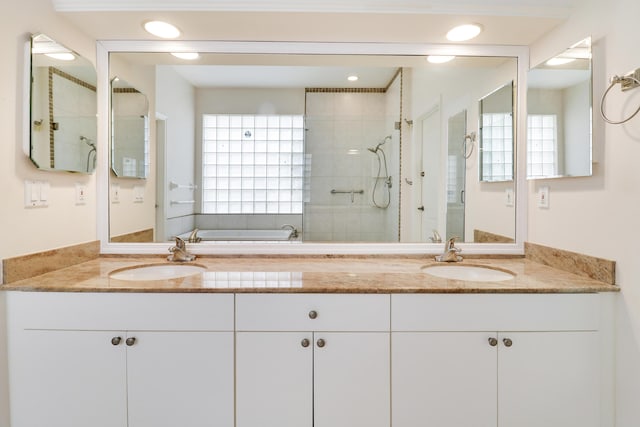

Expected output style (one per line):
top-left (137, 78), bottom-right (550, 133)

top-left (314, 332), bottom-right (390, 427)
top-left (392, 332), bottom-right (497, 427)
top-left (126, 331), bottom-right (234, 427)
top-left (236, 332), bottom-right (313, 427)
top-left (498, 331), bottom-right (599, 427)
top-left (10, 330), bottom-right (127, 427)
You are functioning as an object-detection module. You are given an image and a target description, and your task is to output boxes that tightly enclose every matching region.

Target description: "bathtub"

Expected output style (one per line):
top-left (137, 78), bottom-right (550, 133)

top-left (179, 229), bottom-right (295, 241)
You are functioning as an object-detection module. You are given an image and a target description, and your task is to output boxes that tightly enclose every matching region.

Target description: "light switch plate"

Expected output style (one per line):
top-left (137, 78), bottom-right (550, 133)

top-left (538, 186), bottom-right (550, 208)
top-left (133, 185), bottom-right (144, 203)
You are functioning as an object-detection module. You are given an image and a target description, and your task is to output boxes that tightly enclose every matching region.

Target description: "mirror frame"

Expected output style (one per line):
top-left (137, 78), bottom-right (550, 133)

top-left (26, 33), bottom-right (98, 174)
top-left (526, 37), bottom-right (592, 180)
top-left (96, 40), bottom-right (528, 255)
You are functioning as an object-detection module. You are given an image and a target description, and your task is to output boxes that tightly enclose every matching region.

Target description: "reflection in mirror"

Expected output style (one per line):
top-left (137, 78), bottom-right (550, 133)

top-left (527, 37), bottom-right (592, 179)
top-left (30, 34), bottom-right (97, 173)
top-left (111, 78), bottom-right (149, 178)
top-left (446, 110), bottom-right (467, 241)
top-left (107, 52), bottom-right (518, 244)
top-left (479, 82), bottom-right (514, 182)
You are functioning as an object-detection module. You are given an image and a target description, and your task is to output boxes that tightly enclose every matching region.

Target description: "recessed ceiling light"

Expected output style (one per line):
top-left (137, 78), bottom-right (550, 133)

top-left (143, 21), bottom-right (181, 39)
top-left (427, 55), bottom-right (455, 64)
top-left (446, 24), bottom-right (482, 42)
top-left (45, 52), bottom-right (75, 61)
top-left (347, 75), bottom-right (359, 82)
top-left (171, 52), bottom-right (200, 60)
top-left (546, 57), bottom-right (577, 66)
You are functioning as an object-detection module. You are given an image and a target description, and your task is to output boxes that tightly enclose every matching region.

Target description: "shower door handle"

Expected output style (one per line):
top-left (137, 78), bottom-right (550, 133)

top-left (460, 190), bottom-right (465, 204)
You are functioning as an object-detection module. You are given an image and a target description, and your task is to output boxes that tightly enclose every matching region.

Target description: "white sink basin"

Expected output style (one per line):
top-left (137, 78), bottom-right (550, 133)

top-left (109, 264), bottom-right (207, 281)
top-left (422, 264), bottom-right (515, 282)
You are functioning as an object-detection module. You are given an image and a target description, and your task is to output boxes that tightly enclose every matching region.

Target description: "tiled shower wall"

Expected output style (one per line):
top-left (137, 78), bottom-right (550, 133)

top-left (304, 86), bottom-right (400, 242)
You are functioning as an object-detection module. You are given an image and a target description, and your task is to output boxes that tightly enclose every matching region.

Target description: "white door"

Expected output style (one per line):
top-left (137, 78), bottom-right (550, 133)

top-left (498, 331), bottom-right (599, 427)
top-left (10, 330), bottom-right (127, 427)
top-left (392, 332), bottom-right (497, 427)
top-left (314, 332), bottom-right (390, 427)
top-left (126, 331), bottom-right (234, 427)
top-left (236, 332), bottom-right (313, 427)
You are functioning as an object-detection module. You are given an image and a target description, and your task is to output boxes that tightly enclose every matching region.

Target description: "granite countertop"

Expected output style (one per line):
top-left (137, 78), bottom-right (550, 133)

top-left (0, 256), bottom-right (619, 293)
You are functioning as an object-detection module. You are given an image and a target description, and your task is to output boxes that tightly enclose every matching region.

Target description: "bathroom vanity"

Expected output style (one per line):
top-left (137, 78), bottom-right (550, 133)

top-left (3, 257), bottom-right (616, 427)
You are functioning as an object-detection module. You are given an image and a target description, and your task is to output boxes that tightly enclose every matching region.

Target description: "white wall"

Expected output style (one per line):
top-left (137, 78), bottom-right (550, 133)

top-left (0, 2), bottom-right (98, 425)
top-left (156, 66), bottom-right (196, 240)
top-left (528, 0), bottom-right (640, 425)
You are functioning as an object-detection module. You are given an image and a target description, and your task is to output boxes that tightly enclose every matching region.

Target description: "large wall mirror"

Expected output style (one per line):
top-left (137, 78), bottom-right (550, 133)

top-left (29, 34), bottom-right (97, 173)
top-left (98, 42), bottom-right (526, 253)
top-left (527, 37), bottom-right (592, 179)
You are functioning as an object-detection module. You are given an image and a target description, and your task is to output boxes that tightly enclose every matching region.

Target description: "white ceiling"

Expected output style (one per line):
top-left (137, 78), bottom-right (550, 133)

top-left (53, 0), bottom-right (575, 88)
top-left (52, 0), bottom-right (576, 18)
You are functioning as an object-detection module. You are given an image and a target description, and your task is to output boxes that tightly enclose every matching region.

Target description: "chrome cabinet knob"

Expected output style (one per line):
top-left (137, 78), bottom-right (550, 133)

top-left (316, 338), bottom-right (326, 348)
top-left (301, 338), bottom-right (310, 348)
top-left (488, 337), bottom-right (498, 347)
top-left (503, 338), bottom-right (513, 347)
top-left (111, 337), bottom-right (122, 346)
top-left (125, 337), bottom-right (136, 346)
top-left (308, 310), bottom-right (318, 319)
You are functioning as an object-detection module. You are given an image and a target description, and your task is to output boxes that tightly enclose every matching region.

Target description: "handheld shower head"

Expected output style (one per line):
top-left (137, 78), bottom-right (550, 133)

top-left (80, 136), bottom-right (96, 148)
top-left (368, 135), bottom-right (392, 153)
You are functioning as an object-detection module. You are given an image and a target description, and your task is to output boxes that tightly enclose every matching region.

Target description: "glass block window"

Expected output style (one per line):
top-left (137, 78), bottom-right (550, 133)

top-left (202, 114), bottom-right (305, 214)
top-left (527, 114), bottom-right (557, 178)
top-left (480, 113), bottom-right (513, 181)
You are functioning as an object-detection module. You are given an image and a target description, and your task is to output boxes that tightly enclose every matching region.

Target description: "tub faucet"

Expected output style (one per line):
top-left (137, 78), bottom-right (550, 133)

top-left (435, 237), bottom-right (463, 262)
top-left (281, 224), bottom-right (299, 239)
top-left (187, 228), bottom-right (202, 243)
top-left (167, 237), bottom-right (196, 262)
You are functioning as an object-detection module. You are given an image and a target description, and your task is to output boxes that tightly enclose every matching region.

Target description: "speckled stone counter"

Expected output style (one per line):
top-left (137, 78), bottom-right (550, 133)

top-left (0, 256), bottom-right (619, 293)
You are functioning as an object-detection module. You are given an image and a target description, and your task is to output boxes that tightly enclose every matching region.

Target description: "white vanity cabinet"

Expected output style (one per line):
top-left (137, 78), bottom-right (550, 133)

top-left (235, 294), bottom-right (391, 427)
top-left (391, 294), bottom-right (601, 427)
top-left (6, 292), bottom-right (235, 427)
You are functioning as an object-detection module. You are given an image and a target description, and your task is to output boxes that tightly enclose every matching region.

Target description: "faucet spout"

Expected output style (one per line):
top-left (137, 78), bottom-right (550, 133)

top-left (167, 237), bottom-right (196, 262)
top-left (435, 237), bottom-right (463, 262)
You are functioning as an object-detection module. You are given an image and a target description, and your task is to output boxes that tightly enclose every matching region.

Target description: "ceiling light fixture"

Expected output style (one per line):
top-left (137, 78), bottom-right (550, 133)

top-left (347, 75), bottom-right (359, 82)
top-left (171, 52), bottom-right (200, 60)
top-left (427, 55), bottom-right (455, 64)
top-left (143, 20), bottom-right (181, 39)
top-left (545, 57), bottom-right (577, 66)
top-left (446, 24), bottom-right (482, 42)
top-left (45, 52), bottom-right (75, 61)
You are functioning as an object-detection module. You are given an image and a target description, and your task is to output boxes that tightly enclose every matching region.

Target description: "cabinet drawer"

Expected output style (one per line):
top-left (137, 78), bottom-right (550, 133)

top-left (392, 293), bottom-right (599, 331)
top-left (7, 292), bottom-right (234, 331)
top-left (236, 294), bottom-right (390, 331)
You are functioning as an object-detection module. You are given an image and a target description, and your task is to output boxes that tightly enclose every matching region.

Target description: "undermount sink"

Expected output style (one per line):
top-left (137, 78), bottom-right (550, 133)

top-left (109, 264), bottom-right (207, 281)
top-left (422, 264), bottom-right (515, 282)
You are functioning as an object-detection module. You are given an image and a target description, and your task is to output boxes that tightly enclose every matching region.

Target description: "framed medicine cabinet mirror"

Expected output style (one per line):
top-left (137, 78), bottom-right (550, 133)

top-left (527, 37), bottom-right (592, 179)
top-left (110, 77), bottom-right (150, 179)
top-left (29, 33), bottom-right (97, 173)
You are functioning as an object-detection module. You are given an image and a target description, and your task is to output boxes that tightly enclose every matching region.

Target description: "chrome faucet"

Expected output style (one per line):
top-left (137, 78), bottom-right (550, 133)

top-left (167, 237), bottom-right (196, 262)
top-left (435, 237), bottom-right (463, 262)
top-left (187, 228), bottom-right (202, 243)
top-left (281, 224), bottom-right (299, 239)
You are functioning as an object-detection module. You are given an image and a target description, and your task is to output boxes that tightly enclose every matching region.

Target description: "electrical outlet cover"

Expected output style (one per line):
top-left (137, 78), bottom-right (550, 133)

top-left (538, 186), bottom-right (550, 208)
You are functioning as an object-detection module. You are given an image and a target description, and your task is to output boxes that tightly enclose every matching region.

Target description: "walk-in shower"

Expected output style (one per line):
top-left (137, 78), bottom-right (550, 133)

top-left (369, 135), bottom-right (392, 209)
